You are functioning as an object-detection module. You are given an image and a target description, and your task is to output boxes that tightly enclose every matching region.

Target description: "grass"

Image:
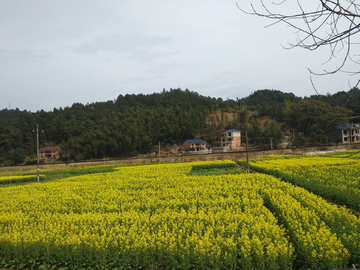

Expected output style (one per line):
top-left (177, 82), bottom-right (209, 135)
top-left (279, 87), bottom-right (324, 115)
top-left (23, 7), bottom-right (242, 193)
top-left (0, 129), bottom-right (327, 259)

top-left (0, 165), bottom-right (122, 186)
top-left (188, 167), bottom-right (244, 176)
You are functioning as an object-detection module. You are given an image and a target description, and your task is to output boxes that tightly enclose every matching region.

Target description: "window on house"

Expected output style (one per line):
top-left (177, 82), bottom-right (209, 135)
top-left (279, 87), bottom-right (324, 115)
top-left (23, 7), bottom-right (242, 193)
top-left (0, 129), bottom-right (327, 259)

top-left (344, 137), bottom-right (348, 141)
top-left (343, 130), bottom-right (348, 135)
top-left (222, 138), bottom-right (225, 142)
top-left (228, 132), bottom-right (232, 136)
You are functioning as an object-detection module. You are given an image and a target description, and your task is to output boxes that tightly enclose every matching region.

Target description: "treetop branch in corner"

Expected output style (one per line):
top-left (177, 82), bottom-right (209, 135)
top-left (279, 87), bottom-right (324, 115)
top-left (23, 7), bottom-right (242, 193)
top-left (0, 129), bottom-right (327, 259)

top-left (237, 0), bottom-right (360, 77)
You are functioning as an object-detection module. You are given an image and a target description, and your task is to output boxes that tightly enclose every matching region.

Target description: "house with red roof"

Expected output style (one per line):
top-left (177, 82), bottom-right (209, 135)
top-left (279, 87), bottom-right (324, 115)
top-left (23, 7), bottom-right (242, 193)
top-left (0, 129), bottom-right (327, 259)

top-left (39, 147), bottom-right (60, 159)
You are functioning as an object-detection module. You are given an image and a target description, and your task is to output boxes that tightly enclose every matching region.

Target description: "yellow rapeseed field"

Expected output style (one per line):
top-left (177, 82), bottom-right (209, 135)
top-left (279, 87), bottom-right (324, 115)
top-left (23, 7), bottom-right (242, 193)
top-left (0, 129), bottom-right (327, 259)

top-left (0, 160), bottom-right (358, 269)
top-left (239, 152), bottom-right (360, 211)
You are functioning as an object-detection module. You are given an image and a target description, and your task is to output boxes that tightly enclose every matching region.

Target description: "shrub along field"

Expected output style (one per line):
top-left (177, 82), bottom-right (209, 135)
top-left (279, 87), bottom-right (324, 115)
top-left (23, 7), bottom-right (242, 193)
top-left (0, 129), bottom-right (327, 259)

top-left (0, 158), bottom-right (359, 269)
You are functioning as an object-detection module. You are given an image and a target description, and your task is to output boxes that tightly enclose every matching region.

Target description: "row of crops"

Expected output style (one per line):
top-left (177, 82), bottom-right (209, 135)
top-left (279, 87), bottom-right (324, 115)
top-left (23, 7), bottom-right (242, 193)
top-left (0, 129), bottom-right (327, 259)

top-left (238, 150), bottom-right (360, 212)
top-left (0, 156), bottom-right (359, 269)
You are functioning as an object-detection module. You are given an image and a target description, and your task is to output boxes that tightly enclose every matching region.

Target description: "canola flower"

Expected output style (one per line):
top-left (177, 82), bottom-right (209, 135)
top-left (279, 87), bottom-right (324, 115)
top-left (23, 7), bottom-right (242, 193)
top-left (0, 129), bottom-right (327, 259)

top-left (239, 154), bottom-right (360, 211)
top-left (322, 150), bottom-right (360, 159)
top-left (0, 160), bottom-right (357, 269)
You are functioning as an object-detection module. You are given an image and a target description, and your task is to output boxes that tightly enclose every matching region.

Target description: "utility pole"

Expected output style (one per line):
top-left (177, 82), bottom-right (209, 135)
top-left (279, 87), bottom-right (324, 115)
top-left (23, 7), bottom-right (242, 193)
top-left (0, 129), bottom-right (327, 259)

top-left (159, 141), bottom-right (160, 164)
top-left (288, 128), bottom-right (296, 148)
top-left (270, 137), bottom-right (274, 150)
top-left (246, 131), bottom-right (249, 174)
top-left (292, 128), bottom-right (296, 152)
top-left (36, 125), bottom-right (40, 182)
top-left (175, 145), bottom-right (177, 162)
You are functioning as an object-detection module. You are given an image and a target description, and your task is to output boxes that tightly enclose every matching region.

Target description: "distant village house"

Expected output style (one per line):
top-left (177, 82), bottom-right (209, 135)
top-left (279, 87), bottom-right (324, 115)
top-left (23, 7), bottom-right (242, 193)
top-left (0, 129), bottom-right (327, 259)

top-left (183, 139), bottom-right (206, 151)
top-left (183, 139), bottom-right (212, 152)
top-left (39, 147), bottom-right (60, 159)
top-left (221, 129), bottom-right (241, 149)
top-left (330, 123), bottom-right (360, 143)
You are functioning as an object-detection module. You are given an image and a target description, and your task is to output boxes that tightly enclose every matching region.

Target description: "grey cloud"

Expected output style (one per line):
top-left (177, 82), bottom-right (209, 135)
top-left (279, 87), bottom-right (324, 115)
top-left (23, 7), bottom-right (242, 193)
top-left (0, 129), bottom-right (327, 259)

top-left (1, 0), bottom-right (357, 112)
top-left (0, 49), bottom-right (50, 61)
top-left (71, 33), bottom-right (175, 60)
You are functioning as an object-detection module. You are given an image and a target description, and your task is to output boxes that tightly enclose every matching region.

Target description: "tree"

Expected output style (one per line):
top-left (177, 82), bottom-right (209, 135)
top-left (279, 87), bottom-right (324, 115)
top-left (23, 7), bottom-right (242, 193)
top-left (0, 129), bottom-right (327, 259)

top-left (249, 118), bottom-right (263, 144)
top-left (284, 99), bottom-right (353, 142)
top-left (9, 148), bottom-right (26, 165)
top-left (239, 0), bottom-right (360, 84)
top-left (262, 120), bottom-right (283, 148)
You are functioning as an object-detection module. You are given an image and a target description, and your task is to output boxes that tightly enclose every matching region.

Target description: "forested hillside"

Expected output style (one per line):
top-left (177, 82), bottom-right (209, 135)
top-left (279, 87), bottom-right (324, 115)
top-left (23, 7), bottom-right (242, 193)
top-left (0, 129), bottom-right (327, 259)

top-left (241, 89), bottom-right (356, 144)
top-left (0, 88), bottom-right (358, 165)
top-left (0, 89), bottom-right (237, 165)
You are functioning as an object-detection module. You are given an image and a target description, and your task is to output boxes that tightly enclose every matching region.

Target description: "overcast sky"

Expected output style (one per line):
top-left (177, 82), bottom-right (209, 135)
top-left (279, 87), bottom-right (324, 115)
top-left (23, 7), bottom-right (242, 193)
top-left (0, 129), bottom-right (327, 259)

top-left (1, 1), bottom-right (358, 112)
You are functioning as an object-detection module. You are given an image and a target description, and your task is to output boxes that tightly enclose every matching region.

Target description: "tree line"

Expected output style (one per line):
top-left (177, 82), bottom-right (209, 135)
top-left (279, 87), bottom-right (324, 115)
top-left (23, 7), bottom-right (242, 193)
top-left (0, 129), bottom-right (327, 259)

top-left (0, 88), bottom-right (358, 165)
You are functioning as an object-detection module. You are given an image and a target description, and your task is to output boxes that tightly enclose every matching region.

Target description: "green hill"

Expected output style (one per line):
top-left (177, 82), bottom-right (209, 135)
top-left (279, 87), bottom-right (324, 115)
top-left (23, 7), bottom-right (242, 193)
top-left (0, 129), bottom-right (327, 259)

top-left (0, 88), bottom-right (358, 165)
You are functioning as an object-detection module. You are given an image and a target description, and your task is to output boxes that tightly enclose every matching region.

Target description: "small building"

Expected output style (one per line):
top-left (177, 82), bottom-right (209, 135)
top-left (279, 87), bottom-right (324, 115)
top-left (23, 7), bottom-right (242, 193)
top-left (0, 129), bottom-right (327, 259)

top-left (183, 139), bottom-right (207, 152)
top-left (330, 123), bottom-right (360, 143)
top-left (39, 147), bottom-right (60, 159)
top-left (221, 129), bottom-right (241, 149)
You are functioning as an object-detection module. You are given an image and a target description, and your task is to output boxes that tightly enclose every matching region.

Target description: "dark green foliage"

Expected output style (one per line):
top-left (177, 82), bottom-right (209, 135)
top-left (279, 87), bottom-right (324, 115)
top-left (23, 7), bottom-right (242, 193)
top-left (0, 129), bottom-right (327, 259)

top-left (0, 88), bottom-right (358, 164)
top-left (241, 89), bottom-right (301, 121)
top-left (249, 118), bottom-right (263, 144)
top-left (0, 89), bottom-right (240, 163)
top-left (309, 87), bottom-right (360, 122)
top-left (243, 89), bottom-right (300, 106)
top-left (9, 148), bottom-right (26, 165)
top-left (282, 99), bottom-right (352, 144)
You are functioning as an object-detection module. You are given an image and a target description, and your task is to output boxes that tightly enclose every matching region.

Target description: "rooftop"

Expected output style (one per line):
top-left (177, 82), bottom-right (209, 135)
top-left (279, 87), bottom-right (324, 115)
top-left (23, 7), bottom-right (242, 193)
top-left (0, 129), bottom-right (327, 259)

top-left (185, 139), bottom-right (206, 144)
top-left (224, 129), bottom-right (240, 133)
top-left (39, 147), bottom-right (60, 152)
top-left (335, 123), bottom-right (360, 130)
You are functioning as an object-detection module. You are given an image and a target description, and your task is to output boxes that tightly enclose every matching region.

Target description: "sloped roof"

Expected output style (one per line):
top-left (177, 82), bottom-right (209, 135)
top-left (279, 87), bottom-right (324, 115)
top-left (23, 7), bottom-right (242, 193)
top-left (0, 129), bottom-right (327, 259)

top-left (224, 129), bottom-right (240, 133)
top-left (335, 123), bottom-right (359, 130)
top-left (39, 147), bottom-right (60, 152)
top-left (185, 139), bottom-right (206, 144)
top-left (206, 144), bottom-right (212, 148)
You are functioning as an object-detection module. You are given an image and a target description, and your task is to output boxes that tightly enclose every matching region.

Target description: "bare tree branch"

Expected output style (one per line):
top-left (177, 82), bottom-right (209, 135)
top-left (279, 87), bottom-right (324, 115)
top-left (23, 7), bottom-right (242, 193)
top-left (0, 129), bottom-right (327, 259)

top-left (237, 0), bottom-right (360, 77)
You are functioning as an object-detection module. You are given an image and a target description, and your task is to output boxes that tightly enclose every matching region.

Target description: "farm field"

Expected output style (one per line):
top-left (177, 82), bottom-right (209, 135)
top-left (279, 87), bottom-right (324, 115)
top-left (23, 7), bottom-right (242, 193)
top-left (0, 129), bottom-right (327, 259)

top-left (238, 150), bottom-right (360, 212)
top-left (0, 159), bottom-right (359, 269)
top-left (0, 164), bottom-right (122, 185)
